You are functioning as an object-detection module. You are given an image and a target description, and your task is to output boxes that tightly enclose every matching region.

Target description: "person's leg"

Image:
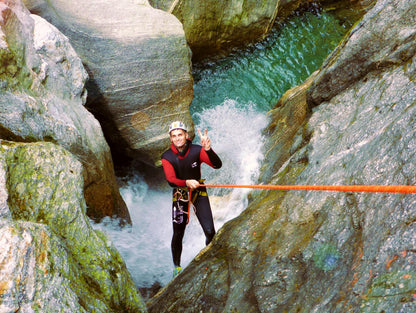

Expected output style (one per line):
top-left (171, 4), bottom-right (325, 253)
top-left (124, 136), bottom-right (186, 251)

top-left (193, 196), bottom-right (216, 245)
top-left (171, 222), bottom-right (186, 267)
top-left (171, 202), bottom-right (188, 267)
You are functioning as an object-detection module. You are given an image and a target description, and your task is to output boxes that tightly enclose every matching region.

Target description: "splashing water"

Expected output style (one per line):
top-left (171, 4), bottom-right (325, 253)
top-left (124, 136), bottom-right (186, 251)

top-left (193, 99), bottom-right (267, 189)
top-left (94, 100), bottom-right (268, 287)
top-left (94, 9), bottom-right (351, 288)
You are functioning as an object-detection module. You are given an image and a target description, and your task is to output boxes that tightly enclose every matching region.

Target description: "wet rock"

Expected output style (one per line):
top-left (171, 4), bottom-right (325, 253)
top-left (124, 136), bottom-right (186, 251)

top-left (147, 0), bottom-right (416, 312)
top-left (259, 72), bottom-right (317, 184)
top-left (0, 141), bottom-right (146, 312)
top-left (23, 0), bottom-right (194, 166)
top-left (150, 0), bottom-right (373, 61)
top-left (151, 0), bottom-right (281, 61)
top-left (307, 0), bottom-right (416, 107)
top-left (0, 0), bottom-right (130, 222)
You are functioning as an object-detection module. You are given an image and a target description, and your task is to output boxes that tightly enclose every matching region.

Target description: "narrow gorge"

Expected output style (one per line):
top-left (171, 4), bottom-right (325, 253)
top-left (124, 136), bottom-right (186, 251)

top-left (1, 0), bottom-right (415, 312)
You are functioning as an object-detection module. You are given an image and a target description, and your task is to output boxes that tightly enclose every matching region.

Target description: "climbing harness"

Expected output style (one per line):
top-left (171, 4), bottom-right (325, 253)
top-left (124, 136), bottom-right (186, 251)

top-left (172, 187), bottom-right (188, 224)
top-left (172, 180), bottom-right (208, 224)
top-left (201, 183), bottom-right (416, 194)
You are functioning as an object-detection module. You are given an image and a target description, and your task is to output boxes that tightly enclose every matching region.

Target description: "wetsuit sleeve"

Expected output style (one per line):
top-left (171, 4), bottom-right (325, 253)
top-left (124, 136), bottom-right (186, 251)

top-left (161, 158), bottom-right (186, 187)
top-left (200, 148), bottom-right (222, 169)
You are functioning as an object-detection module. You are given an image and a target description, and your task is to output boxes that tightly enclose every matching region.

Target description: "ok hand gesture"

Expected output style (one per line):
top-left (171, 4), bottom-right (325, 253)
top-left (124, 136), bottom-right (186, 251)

top-left (197, 128), bottom-right (211, 151)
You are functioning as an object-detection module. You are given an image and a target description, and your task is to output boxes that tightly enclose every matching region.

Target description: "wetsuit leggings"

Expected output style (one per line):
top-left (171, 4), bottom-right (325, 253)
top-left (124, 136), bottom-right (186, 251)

top-left (171, 195), bottom-right (215, 267)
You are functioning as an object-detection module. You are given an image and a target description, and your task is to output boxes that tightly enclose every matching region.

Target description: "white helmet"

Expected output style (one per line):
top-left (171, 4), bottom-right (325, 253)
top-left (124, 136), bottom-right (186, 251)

top-left (168, 121), bottom-right (187, 134)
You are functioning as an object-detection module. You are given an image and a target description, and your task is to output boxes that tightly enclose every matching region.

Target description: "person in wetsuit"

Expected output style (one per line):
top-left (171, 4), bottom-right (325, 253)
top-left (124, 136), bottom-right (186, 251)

top-left (161, 121), bottom-right (222, 277)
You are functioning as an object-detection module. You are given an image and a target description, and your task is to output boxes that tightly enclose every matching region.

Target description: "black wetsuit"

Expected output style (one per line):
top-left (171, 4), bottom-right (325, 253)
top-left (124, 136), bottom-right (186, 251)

top-left (161, 139), bottom-right (222, 267)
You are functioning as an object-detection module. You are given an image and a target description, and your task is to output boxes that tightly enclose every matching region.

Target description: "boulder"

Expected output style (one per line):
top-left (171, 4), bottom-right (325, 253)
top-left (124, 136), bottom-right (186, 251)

top-left (307, 0), bottom-right (416, 106)
top-left (0, 0), bottom-right (130, 222)
top-left (150, 0), bottom-right (374, 61)
top-left (0, 141), bottom-right (146, 312)
top-left (155, 0), bottom-right (281, 61)
top-left (23, 0), bottom-right (194, 167)
top-left (147, 0), bottom-right (416, 311)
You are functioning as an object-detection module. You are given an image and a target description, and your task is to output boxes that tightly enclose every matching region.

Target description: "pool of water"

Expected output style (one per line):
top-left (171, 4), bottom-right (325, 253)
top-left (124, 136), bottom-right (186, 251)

top-left (96, 8), bottom-right (352, 288)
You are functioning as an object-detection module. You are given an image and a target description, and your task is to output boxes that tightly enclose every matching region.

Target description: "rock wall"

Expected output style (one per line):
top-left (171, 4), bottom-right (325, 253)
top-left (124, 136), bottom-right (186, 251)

top-left (0, 141), bottom-right (146, 312)
top-left (23, 0), bottom-right (194, 167)
top-left (0, 0), bottom-right (129, 222)
top-left (150, 0), bottom-right (374, 61)
top-left (152, 0), bottom-right (281, 61)
top-left (307, 0), bottom-right (415, 107)
top-left (147, 0), bottom-right (416, 312)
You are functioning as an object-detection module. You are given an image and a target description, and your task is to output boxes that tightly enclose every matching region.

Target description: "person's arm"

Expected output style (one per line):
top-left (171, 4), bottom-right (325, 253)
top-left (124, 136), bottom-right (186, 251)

top-left (161, 159), bottom-right (186, 187)
top-left (162, 155), bottom-right (203, 189)
top-left (200, 148), bottom-right (222, 169)
top-left (198, 128), bottom-right (222, 169)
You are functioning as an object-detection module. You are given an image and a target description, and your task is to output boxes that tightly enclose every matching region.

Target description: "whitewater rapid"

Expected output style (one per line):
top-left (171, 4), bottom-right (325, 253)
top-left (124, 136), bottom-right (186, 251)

top-left (93, 9), bottom-right (350, 288)
top-left (94, 99), bottom-right (268, 287)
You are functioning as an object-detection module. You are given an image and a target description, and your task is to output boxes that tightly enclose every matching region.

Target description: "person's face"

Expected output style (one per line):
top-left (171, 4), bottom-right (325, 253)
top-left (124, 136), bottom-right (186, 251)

top-left (170, 129), bottom-right (188, 150)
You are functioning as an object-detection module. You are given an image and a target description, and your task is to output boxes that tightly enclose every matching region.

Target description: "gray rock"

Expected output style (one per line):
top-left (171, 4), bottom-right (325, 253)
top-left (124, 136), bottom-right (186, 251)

top-left (155, 0), bottom-right (281, 61)
top-left (307, 0), bottom-right (416, 107)
top-left (150, 0), bottom-right (373, 61)
top-left (23, 0), bottom-right (194, 166)
top-left (0, 141), bottom-right (146, 312)
top-left (148, 0), bottom-right (416, 312)
top-left (0, 0), bottom-right (130, 222)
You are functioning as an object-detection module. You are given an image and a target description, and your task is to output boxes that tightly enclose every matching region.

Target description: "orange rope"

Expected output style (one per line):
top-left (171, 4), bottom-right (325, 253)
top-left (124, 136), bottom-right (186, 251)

top-left (202, 184), bottom-right (416, 194)
top-left (187, 188), bottom-right (192, 224)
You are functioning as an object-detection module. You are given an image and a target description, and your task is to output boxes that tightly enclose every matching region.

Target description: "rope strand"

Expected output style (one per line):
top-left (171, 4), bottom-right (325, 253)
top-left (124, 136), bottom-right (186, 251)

top-left (202, 184), bottom-right (416, 194)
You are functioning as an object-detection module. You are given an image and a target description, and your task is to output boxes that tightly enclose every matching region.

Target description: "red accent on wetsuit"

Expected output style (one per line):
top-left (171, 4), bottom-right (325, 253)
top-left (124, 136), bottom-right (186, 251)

top-left (161, 159), bottom-right (186, 187)
top-left (161, 139), bottom-right (222, 187)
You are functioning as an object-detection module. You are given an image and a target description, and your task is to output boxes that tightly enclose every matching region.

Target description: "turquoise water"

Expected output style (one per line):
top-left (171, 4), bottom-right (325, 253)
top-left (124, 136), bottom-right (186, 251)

top-left (191, 10), bottom-right (351, 116)
top-left (103, 9), bottom-right (353, 288)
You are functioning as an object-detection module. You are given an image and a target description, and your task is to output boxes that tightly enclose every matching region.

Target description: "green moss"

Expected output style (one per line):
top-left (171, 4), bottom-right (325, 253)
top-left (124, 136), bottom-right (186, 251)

top-left (0, 50), bottom-right (19, 89)
top-left (360, 270), bottom-right (416, 312)
top-left (368, 270), bottom-right (416, 296)
top-left (273, 158), bottom-right (308, 186)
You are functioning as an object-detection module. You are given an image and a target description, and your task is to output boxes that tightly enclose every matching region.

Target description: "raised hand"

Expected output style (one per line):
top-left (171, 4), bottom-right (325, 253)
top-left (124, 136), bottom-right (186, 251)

top-left (197, 128), bottom-right (211, 151)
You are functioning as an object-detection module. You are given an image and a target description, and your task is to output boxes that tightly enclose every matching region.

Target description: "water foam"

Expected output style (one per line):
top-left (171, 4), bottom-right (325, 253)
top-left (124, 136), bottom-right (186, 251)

top-left (94, 99), bottom-right (268, 287)
top-left (93, 9), bottom-right (349, 289)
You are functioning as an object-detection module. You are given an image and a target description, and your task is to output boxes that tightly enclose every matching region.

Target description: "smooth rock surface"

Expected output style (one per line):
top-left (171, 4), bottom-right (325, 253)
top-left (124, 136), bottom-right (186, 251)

top-left (153, 0), bottom-right (280, 61)
top-left (307, 0), bottom-right (416, 107)
top-left (23, 0), bottom-right (194, 166)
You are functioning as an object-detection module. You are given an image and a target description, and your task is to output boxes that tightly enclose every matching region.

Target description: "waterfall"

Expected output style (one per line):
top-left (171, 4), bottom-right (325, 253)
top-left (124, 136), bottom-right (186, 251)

top-left (93, 100), bottom-right (268, 287)
top-left (93, 9), bottom-right (350, 288)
